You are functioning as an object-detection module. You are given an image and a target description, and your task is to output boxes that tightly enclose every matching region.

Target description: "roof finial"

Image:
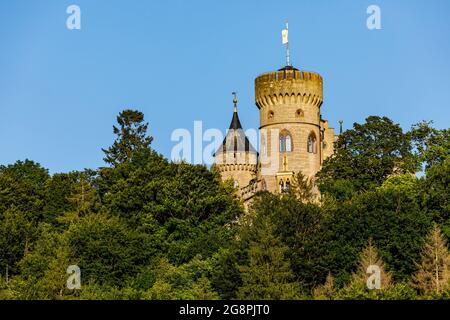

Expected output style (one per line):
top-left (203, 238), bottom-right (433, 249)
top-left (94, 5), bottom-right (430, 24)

top-left (339, 120), bottom-right (344, 134)
top-left (232, 92), bottom-right (237, 112)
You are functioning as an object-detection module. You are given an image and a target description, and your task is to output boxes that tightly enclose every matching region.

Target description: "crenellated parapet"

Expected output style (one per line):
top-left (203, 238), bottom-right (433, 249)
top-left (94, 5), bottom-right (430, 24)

top-left (216, 163), bottom-right (258, 174)
top-left (239, 179), bottom-right (265, 201)
top-left (255, 69), bottom-right (323, 110)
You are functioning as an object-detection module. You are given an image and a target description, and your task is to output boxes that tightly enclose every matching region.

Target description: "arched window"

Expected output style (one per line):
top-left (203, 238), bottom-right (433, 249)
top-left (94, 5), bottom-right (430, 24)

top-left (307, 133), bottom-right (317, 154)
top-left (279, 131), bottom-right (293, 153)
top-left (285, 135), bottom-right (292, 152)
top-left (279, 180), bottom-right (284, 193)
top-left (285, 179), bottom-right (291, 192)
top-left (279, 135), bottom-right (285, 152)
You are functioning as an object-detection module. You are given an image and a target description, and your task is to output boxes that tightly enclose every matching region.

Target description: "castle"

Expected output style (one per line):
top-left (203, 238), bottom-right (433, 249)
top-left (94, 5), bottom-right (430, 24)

top-left (214, 64), bottom-right (338, 202)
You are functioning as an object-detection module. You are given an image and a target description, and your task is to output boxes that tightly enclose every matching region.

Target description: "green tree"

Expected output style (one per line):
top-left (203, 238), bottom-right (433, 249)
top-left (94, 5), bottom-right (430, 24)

top-left (0, 160), bottom-right (49, 217)
top-left (65, 212), bottom-right (147, 287)
top-left (141, 257), bottom-right (219, 300)
top-left (409, 121), bottom-right (450, 169)
top-left (322, 187), bottom-right (431, 286)
top-left (237, 214), bottom-right (300, 300)
top-left (318, 116), bottom-right (417, 197)
top-left (290, 171), bottom-right (315, 202)
top-left (97, 148), bottom-right (242, 265)
top-left (250, 192), bottom-right (325, 291)
top-left (102, 109), bottom-right (153, 166)
top-left (313, 273), bottom-right (336, 300)
top-left (0, 209), bottom-right (36, 275)
top-left (420, 157), bottom-right (450, 235)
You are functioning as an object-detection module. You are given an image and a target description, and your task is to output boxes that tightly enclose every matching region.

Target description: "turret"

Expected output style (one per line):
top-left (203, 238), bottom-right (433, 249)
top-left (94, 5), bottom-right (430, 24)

top-left (214, 93), bottom-right (258, 191)
top-left (255, 65), bottom-right (333, 193)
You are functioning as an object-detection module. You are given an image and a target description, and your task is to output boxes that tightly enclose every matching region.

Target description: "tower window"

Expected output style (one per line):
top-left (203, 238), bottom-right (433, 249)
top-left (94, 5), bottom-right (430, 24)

top-left (285, 135), bottom-right (292, 152)
top-left (285, 179), bottom-right (291, 192)
top-left (268, 110), bottom-right (274, 120)
top-left (295, 109), bottom-right (304, 118)
top-left (280, 131), bottom-right (293, 153)
top-left (279, 179), bottom-right (290, 193)
top-left (307, 133), bottom-right (317, 154)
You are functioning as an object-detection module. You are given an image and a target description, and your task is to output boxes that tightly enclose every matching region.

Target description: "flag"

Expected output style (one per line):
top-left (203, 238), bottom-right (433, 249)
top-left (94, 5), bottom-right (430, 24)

top-left (282, 28), bottom-right (288, 44)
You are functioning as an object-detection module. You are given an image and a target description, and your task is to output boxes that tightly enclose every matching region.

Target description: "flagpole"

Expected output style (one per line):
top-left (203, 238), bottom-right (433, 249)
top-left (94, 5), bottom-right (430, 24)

top-left (282, 21), bottom-right (291, 67)
top-left (286, 21), bottom-right (290, 66)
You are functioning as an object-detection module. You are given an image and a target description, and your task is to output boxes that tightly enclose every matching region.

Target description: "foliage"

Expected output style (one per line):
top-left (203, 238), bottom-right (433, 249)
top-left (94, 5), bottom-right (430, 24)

top-left (236, 212), bottom-right (301, 300)
top-left (0, 111), bottom-right (448, 300)
top-left (318, 116), bottom-right (417, 198)
top-left (412, 225), bottom-right (450, 295)
top-left (102, 109), bottom-right (153, 166)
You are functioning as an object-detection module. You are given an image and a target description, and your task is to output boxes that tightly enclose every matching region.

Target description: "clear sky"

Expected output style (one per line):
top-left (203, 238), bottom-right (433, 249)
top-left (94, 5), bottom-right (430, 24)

top-left (1, 0), bottom-right (449, 173)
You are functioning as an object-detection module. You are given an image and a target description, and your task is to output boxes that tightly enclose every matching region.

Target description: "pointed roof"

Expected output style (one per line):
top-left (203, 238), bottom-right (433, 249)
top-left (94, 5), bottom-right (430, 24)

top-left (215, 94), bottom-right (257, 155)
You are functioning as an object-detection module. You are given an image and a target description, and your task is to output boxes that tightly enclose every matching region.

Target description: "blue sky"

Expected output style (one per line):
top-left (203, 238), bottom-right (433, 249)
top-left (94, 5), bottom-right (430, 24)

top-left (0, 0), bottom-right (449, 173)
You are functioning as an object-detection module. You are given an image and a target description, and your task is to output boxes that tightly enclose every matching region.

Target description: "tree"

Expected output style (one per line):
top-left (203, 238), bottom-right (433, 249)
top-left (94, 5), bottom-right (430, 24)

top-left (334, 240), bottom-right (399, 300)
top-left (412, 225), bottom-right (450, 296)
top-left (237, 214), bottom-right (300, 300)
top-left (249, 192), bottom-right (325, 291)
top-left (350, 239), bottom-right (392, 289)
top-left (66, 173), bottom-right (100, 218)
top-left (420, 157), bottom-right (450, 235)
top-left (409, 121), bottom-right (450, 169)
top-left (102, 109), bottom-right (153, 166)
top-left (65, 212), bottom-right (148, 286)
top-left (97, 148), bottom-right (242, 265)
top-left (141, 257), bottom-right (220, 300)
top-left (313, 273), bottom-right (335, 300)
top-left (317, 116), bottom-right (417, 197)
top-left (0, 209), bottom-right (36, 275)
top-left (322, 187), bottom-right (431, 286)
top-left (0, 160), bottom-right (49, 218)
top-left (290, 171), bottom-right (315, 202)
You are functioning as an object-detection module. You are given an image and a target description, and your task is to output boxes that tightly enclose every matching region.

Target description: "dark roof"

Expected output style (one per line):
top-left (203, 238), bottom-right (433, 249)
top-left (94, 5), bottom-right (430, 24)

top-left (216, 109), bottom-right (257, 155)
top-left (278, 65), bottom-right (299, 71)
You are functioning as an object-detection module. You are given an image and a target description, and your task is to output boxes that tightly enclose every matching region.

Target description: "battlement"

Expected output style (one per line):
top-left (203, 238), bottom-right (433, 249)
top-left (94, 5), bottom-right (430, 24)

top-left (255, 69), bottom-right (323, 109)
top-left (255, 69), bottom-right (323, 85)
top-left (239, 179), bottom-right (264, 201)
top-left (216, 163), bottom-right (258, 174)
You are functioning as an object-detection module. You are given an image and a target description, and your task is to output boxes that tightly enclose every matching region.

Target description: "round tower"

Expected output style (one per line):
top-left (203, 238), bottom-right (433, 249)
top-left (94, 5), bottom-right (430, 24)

top-left (214, 94), bottom-right (258, 192)
top-left (255, 66), bottom-right (324, 193)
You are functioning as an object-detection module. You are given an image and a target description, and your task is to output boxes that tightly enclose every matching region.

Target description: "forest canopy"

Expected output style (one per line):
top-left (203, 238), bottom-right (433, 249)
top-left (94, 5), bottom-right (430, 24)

top-left (0, 110), bottom-right (449, 300)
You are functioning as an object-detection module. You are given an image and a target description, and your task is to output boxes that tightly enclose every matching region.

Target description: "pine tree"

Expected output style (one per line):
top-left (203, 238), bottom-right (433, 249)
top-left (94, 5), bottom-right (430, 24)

top-left (412, 224), bottom-right (450, 295)
top-left (102, 109), bottom-right (153, 166)
top-left (351, 239), bottom-right (392, 289)
top-left (66, 175), bottom-right (99, 217)
top-left (313, 272), bottom-right (335, 300)
top-left (290, 171), bottom-right (315, 203)
top-left (237, 216), bottom-right (300, 300)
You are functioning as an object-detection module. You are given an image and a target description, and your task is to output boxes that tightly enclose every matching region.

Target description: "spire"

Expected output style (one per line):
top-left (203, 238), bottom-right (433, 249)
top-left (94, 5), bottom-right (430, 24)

top-left (228, 92), bottom-right (244, 130)
top-left (214, 94), bottom-right (257, 156)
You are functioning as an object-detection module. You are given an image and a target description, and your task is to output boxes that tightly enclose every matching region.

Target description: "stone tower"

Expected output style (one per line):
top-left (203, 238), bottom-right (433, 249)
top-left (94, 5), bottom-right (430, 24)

top-left (255, 65), bottom-right (336, 193)
top-left (214, 94), bottom-right (258, 196)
